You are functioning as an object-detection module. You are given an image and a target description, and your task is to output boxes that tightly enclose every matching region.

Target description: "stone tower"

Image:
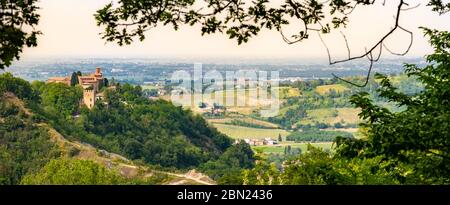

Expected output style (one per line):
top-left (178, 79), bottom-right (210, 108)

top-left (46, 67), bottom-right (105, 109)
top-left (82, 87), bottom-right (96, 109)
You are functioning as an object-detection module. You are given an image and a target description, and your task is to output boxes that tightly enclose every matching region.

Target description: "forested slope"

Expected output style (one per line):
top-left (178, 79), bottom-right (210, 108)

top-left (0, 73), bottom-right (254, 184)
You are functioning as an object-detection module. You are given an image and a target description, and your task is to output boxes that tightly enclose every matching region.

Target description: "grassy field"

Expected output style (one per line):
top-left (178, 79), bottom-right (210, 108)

top-left (212, 124), bottom-right (290, 139)
top-left (279, 87), bottom-right (301, 99)
top-left (207, 117), bottom-right (280, 128)
top-left (315, 84), bottom-right (349, 95)
top-left (203, 88), bottom-right (276, 107)
top-left (168, 88), bottom-right (277, 115)
top-left (253, 142), bottom-right (333, 154)
top-left (298, 108), bottom-right (360, 125)
top-left (162, 86), bottom-right (300, 116)
top-left (278, 104), bottom-right (299, 116)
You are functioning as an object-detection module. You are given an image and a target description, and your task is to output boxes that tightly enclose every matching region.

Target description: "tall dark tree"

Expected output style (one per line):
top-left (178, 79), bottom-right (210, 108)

top-left (0, 0), bottom-right (41, 69)
top-left (103, 78), bottom-right (109, 87)
top-left (70, 72), bottom-right (79, 86)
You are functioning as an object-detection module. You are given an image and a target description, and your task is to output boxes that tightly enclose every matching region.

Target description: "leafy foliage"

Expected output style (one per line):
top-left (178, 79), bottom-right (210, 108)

top-left (0, 92), bottom-right (60, 185)
top-left (0, 73), bottom-right (39, 101)
top-left (21, 158), bottom-right (125, 185)
top-left (33, 82), bottom-right (83, 116)
top-left (335, 28), bottom-right (450, 184)
top-left (286, 130), bottom-right (353, 142)
top-left (200, 141), bottom-right (255, 184)
top-left (244, 145), bottom-right (402, 185)
top-left (30, 82), bottom-right (234, 169)
top-left (0, 73), bottom-right (242, 184)
top-left (428, 0), bottom-right (450, 14)
top-left (92, 0), bottom-right (373, 45)
top-left (70, 72), bottom-right (79, 86)
top-left (21, 158), bottom-right (171, 185)
top-left (95, 0), bottom-right (450, 46)
top-left (0, 0), bottom-right (41, 69)
top-left (243, 28), bottom-right (450, 185)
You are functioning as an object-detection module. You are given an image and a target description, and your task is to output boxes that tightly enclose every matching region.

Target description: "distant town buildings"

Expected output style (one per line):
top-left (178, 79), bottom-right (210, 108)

top-left (47, 76), bottom-right (71, 86)
top-left (240, 138), bottom-right (279, 146)
top-left (47, 67), bottom-right (105, 109)
top-left (211, 104), bottom-right (226, 115)
top-left (78, 68), bottom-right (104, 109)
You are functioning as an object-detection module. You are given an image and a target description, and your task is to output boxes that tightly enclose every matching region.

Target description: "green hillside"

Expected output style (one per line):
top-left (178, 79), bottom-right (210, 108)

top-left (0, 73), bottom-right (254, 184)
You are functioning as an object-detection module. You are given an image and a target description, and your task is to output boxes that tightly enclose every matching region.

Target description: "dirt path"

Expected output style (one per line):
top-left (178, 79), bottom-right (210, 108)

top-left (151, 170), bottom-right (216, 185)
top-left (4, 92), bottom-right (216, 185)
top-left (41, 123), bottom-right (215, 185)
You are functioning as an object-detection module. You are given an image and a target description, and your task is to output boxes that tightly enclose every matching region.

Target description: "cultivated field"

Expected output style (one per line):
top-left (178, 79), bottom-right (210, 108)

top-left (207, 117), bottom-right (280, 128)
top-left (168, 88), bottom-right (279, 115)
top-left (315, 84), bottom-right (349, 95)
top-left (212, 124), bottom-right (290, 139)
top-left (298, 108), bottom-right (360, 125)
top-left (279, 87), bottom-right (301, 99)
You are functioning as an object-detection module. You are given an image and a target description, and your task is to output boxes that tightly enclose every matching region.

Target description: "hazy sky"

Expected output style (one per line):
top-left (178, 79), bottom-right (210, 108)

top-left (21, 0), bottom-right (450, 60)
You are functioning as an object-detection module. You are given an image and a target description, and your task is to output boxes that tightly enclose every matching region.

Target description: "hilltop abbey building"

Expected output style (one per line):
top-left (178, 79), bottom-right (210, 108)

top-left (47, 67), bottom-right (105, 109)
